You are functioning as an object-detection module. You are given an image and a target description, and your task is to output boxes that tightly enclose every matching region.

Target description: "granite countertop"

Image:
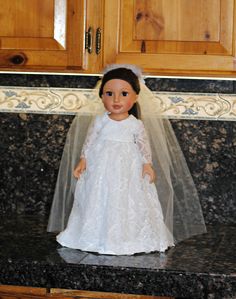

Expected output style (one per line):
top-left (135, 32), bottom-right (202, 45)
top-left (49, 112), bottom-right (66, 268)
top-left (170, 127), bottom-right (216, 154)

top-left (0, 215), bottom-right (236, 299)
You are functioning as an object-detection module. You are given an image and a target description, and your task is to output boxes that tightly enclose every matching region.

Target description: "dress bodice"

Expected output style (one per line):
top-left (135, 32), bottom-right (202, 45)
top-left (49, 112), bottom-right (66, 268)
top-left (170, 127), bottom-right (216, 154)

top-left (81, 112), bottom-right (152, 164)
top-left (99, 114), bottom-right (138, 142)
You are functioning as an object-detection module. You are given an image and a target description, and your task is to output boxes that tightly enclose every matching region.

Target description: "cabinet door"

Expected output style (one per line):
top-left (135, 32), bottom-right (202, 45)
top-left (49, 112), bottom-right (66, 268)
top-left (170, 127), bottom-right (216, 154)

top-left (103, 0), bottom-right (236, 76)
top-left (84, 0), bottom-right (104, 73)
top-left (0, 286), bottom-right (174, 299)
top-left (50, 288), bottom-right (174, 299)
top-left (0, 0), bottom-right (86, 72)
top-left (0, 285), bottom-right (47, 298)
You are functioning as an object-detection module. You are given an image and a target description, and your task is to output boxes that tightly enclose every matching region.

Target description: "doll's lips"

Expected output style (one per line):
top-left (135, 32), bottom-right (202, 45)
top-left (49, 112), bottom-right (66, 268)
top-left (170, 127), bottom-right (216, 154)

top-left (113, 105), bottom-right (122, 110)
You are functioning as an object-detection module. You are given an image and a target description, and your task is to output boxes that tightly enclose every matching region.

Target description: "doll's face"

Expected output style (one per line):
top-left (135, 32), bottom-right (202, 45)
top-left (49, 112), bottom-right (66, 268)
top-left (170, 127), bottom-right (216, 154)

top-left (101, 79), bottom-right (138, 119)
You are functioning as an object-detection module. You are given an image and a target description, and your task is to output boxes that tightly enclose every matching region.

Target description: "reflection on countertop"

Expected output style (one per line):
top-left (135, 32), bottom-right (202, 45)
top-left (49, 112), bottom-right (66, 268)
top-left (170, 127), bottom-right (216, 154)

top-left (0, 215), bottom-right (236, 299)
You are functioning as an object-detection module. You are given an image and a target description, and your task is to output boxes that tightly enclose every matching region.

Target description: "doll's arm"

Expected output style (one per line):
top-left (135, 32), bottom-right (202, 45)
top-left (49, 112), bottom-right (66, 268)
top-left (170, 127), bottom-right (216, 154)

top-left (80, 116), bottom-right (101, 159)
top-left (142, 163), bottom-right (156, 183)
top-left (135, 121), bottom-right (152, 164)
top-left (135, 121), bottom-right (156, 183)
top-left (74, 116), bottom-right (101, 179)
top-left (73, 158), bottom-right (86, 179)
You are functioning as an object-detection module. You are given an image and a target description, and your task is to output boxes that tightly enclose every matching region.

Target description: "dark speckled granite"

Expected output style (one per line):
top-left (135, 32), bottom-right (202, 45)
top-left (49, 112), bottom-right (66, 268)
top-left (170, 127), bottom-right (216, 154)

top-left (0, 74), bottom-right (100, 88)
top-left (0, 215), bottom-right (236, 299)
top-left (0, 73), bottom-right (235, 93)
top-left (0, 113), bottom-right (74, 215)
top-left (170, 119), bottom-right (236, 224)
top-left (145, 78), bottom-right (235, 93)
top-left (1, 113), bottom-right (235, 225)
top-left (0, 74), bottom-right (236, 299)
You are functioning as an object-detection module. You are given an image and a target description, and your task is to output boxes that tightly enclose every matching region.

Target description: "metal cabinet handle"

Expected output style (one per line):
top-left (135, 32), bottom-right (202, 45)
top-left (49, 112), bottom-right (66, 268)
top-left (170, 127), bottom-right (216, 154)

top-left (96, 27), bottom-right (101, 55)
top-left (85, 27), bottom-right (93, 54)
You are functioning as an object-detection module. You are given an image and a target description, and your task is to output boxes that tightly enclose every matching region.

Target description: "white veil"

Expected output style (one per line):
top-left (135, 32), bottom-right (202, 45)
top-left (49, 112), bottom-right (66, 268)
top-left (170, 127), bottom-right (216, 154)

top-left (47, 66), bottom-right (206, 244)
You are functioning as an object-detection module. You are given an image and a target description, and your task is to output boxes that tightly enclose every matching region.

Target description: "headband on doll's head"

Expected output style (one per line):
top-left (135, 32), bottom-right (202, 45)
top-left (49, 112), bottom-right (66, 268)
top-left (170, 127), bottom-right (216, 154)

top-left (103, 64), bottom-right (143, 80)
top-left (99, 64), bottom-right (144, 98)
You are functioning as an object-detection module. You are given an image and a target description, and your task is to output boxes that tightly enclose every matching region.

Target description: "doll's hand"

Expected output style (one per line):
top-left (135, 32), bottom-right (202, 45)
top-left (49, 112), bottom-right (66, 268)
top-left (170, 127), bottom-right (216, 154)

top-left (142, 163), bottom-right (156, 183)
top-left (73, 158), bottom-right (86, 179)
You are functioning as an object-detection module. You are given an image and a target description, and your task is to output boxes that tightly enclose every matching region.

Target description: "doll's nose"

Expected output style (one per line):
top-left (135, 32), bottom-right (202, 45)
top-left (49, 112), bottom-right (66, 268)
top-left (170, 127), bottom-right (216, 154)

top-left (113, 95), bottom-right (120, 102)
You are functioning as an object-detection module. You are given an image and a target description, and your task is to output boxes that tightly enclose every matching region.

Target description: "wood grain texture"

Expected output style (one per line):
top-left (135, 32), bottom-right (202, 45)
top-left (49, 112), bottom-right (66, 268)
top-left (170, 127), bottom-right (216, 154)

top-left (103, 0), bottom-right (236, 75)
top-left (0, 0), bottom-right (86, 71)
top-left (0, 285), bottom-right (173, 299)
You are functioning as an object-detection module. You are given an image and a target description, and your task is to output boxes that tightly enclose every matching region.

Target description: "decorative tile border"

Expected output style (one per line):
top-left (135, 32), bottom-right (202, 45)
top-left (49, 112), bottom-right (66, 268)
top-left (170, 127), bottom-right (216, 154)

top-left (156, 92), bottom-right (236, 121)
top-left (0, 86), bottom-right (236, 121)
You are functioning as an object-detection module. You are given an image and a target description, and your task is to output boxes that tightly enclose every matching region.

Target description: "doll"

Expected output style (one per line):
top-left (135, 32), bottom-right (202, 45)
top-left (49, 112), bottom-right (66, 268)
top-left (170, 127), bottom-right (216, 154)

top-left (48, 65), bottom-right (206, 255)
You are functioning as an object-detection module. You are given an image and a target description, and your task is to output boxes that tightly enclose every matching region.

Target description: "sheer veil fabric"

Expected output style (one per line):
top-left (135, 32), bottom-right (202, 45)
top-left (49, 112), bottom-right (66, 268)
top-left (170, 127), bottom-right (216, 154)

top-left (47, 65), bottom-right (206, 245)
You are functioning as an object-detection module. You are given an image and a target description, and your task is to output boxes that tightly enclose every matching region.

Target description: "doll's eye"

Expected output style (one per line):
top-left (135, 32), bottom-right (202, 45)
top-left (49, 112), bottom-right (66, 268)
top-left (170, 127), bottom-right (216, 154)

top-left (122, 91), bottom-right (128, 96)
top-left (105, 91), bottom-right (113, 96)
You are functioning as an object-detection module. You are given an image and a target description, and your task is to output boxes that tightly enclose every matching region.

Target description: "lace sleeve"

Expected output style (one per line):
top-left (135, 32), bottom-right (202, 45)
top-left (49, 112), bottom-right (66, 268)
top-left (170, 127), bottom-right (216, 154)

top-left (135, 121), bottom-right (152, 164)
top-left (80, 116), bottom-right (101, 159)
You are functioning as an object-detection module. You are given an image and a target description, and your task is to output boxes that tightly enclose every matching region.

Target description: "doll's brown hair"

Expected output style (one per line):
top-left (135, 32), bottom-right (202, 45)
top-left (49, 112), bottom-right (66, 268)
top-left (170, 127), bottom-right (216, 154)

top-left (99, 67), bottom-right (141, 118)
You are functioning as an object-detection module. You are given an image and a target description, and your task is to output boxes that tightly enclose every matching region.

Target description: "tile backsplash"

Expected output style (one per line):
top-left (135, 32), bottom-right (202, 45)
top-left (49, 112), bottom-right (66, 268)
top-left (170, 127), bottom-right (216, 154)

top-left (0, 74), bottom-right (235, 224)
top-left (0, 86), bottom-right (236, 121)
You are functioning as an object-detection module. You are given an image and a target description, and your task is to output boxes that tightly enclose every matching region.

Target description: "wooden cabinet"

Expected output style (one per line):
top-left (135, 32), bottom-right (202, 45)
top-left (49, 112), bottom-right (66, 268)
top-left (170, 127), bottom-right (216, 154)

top-left (1, 0), bottom-right (236, 76)
top-left (0, 285), bottom-right (47, 298)
top-left (0, 0), bottom-right (88, 72)
top-left (0, 285), bottom-right (174, 299)
top-left (102, 0), bottom-right (236, 76)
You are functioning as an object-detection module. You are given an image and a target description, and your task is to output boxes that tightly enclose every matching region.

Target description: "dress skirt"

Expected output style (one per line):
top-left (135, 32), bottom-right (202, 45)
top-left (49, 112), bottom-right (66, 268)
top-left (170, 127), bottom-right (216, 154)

top-left (57, 135), bottom-right (174, 255)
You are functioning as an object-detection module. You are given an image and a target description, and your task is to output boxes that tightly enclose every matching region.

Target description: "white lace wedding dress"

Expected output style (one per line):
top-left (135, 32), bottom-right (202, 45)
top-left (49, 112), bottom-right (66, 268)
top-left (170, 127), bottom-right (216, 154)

top-left (56, 112), bottom-right (174, 255)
